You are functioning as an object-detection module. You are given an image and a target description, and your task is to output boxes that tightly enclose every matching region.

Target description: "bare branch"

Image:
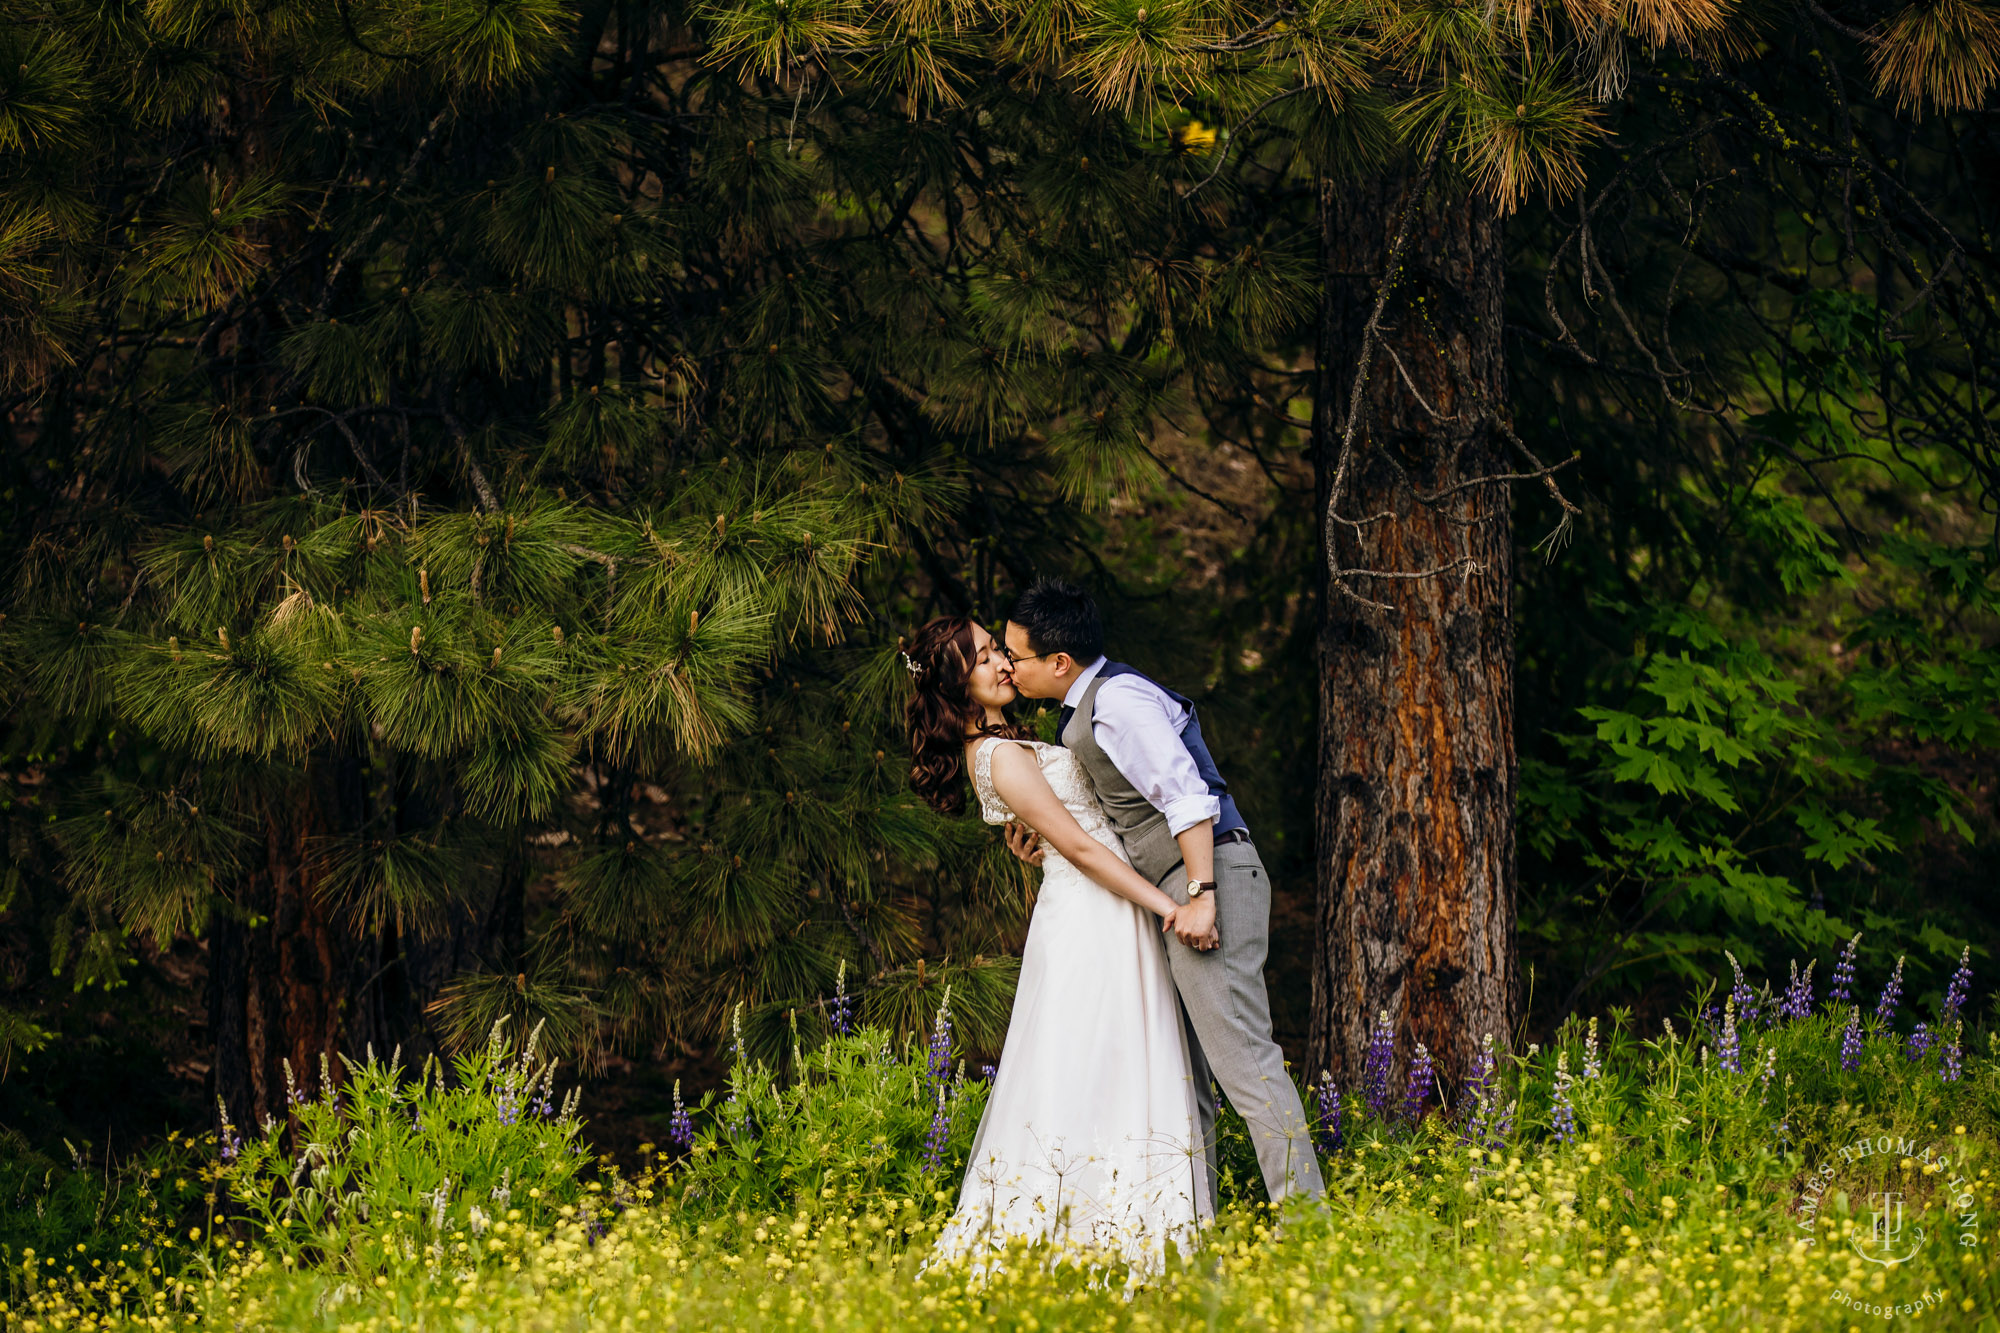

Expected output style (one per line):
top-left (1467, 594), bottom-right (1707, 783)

top-left (1182, 86), bottom-right (1309, 202)
top-left (317, 109), bottom-right (450, 314)
top-left (1322, 133), bottom-right (1447, 607)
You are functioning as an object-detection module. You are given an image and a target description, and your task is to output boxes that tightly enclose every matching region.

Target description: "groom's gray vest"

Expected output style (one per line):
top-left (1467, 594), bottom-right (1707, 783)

top-left (1058, 661), bottom-right (1247, 884)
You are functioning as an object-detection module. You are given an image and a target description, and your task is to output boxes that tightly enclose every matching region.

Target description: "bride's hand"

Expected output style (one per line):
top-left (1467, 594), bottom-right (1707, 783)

top-left (1003, 822), bottom-right (1044, 866)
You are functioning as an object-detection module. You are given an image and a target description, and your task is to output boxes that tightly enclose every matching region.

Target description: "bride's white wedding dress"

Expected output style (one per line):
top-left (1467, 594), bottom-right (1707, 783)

top-left (930, 736), bottom-right (1212, 1280)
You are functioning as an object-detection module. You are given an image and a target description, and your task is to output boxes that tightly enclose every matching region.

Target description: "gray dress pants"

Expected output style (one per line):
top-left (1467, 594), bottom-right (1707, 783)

top-left (1157, 838), bottom-right (1325, 1204)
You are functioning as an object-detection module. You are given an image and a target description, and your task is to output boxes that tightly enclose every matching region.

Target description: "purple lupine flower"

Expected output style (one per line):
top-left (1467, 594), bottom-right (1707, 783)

top-left (1941, 1021), bottom-right (1964, 1084)
top-left (926, 989), bottom-right (955, 1088)
top-left (978, 1064), bottom-right (997, 1082)
top-left (1362, 1010), bottom-right (1395, 1119)
top-left (1840, 1007), bottom-right (1863, 1071)
top-left (495, 1081), bottom-right (522, 1127)
top-left (1492, 1094), bottom-right (1518, 1145)
top-left (1697, 1002), bottom-right (1722, 1048)
top-left (1718, 998), bottom-right (1742, 1074)
top-left (216, 1098), bottom-right (242, 1163)
top-left (830, 959), bottom-right (854, 1037)
top-left (920, 1085), bottom-right (950, 1173)
top-left (1725, 951), bottom-right (1761, 1030)
top-left (1460, 1033), bottom-right (1499, 1151)
top-left (1943, 948), bottom-right (1973, 1026)
top-left (1906, 1024), bottom-right (1935, 1061)
top-left (1830, 933), bottom-right (1861, 1007)
top-left (1403, 1042), bottom-right (1435, 1123)
top-left (1780, 959), bottom-right (1815, 1022)
top-left (1581, 1017), bottom-right (1602, 1080)
top-left (1876, 955), bottom-right (1906, 1026)
top-left (668, 1080), bottom-right (694, 1147)
top-left (1312, 1072), bottom-right (1344, 1156)
top-left (1549, 1051), bottom-right (1576, 1145)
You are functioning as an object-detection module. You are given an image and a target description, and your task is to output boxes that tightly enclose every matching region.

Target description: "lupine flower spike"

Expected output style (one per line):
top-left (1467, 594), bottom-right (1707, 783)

top-left (1725, 951), bottom-right (1760, 1029)
top-left (1906, 1024), bottom-right (1935, 1062)
top-left (1461, 1033), bottom-right (1499, 1145)
top-left (1362, 1009), bottom-right (1396, 1119)
top-left (668, 1080), bottom-right (694, 1147)
top-left (831, 958), bottom-right (854, 1037)
top-left (1493, 1094), bottom-right (1518, 1144)
top-left (1403, 1042), bottom-right (1435, 1123)
top-left (927, 986), bottom-right (955, 1089)
top-left (1582, 1017), bottom-right (1602, 1080)
top-left (1876, 955), bottom-right (1906, 1026)
top-left (921, 1084), bottom-right (951, 1173)
top-left (1780, 959), bottom-right (1814, 1022)
top-left (1718, 997), bottom-right (1742, 1074)
top-left (1830, 932), bottom-right (1861, 1006)
top-left (1756, 1044), bottom-right (1778, 1106)
top-left (1840, 1007), bottom-right (1863, 1071)
top-left (1313, 1072), bottom-right (1344, 1156)
top-left (1943, 947), bottom-right (1973, 1026)
top-left (1941, 1020), bottom-right (1965, 1083)
top-left (216, 1097), bottom-right (242, 1162)
top-left (1549, 1051), bottom-right (1576, 1145)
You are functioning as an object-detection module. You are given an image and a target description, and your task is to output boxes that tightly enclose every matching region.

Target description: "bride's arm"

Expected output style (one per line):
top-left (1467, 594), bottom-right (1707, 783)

top-left (987, 744), bottom-right (1181, 920)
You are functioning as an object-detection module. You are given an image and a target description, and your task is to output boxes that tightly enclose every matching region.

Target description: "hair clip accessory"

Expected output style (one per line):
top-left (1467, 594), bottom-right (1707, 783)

top-left (900, 650), bottom-right (926, 680)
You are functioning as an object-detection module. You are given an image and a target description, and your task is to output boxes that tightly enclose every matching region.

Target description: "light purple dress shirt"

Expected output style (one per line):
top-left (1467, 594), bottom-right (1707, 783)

top-left (1062, 656), bottom-right (1221, 837)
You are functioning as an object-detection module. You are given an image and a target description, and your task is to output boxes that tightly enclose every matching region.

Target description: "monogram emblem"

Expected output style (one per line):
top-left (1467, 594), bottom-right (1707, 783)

top-left (1853, 1189), bottom-right (1926, 1266)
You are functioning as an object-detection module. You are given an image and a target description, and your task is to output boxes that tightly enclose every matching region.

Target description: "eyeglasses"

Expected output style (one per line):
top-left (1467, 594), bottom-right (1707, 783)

top-left (1001, 646), bottom-right (1054, 665)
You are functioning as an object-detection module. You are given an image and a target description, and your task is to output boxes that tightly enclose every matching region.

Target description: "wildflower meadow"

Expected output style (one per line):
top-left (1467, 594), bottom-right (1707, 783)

top-left (3, 939), bottom-right (1996, 1332)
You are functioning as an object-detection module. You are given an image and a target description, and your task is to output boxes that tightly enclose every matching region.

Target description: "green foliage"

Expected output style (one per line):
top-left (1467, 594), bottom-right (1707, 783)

top-left (669, 1021), bottom-right (990, 1219)
top-left (10, 969), bottom-right (2000, 1330)
top-left (215, 1018), bottom-right (593, 1275)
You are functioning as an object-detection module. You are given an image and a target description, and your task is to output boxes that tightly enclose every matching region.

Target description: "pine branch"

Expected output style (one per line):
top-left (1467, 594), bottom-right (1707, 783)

top-left (1181, 85), bottom-right (1308, 202)
top-left (317, 109), bottom-right (450, 314)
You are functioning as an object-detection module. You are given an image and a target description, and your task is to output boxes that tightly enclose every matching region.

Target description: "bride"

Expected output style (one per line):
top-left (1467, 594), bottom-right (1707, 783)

top-left (903, 616), bottom-right (1213, 1279)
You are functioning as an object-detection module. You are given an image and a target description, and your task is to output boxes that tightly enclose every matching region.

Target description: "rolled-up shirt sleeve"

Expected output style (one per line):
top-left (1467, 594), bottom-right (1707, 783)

top-left (1092, 675), bottom-right (1221, 836)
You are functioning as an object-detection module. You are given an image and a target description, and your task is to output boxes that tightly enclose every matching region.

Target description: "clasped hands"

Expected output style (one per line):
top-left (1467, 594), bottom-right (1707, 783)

top-left (1002, 823), bottom-right (1221, 952)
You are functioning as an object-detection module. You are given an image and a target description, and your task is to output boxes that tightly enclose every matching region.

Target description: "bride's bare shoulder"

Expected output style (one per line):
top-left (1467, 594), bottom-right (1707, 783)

top-left (982, 737), bottom-right (1046, 783)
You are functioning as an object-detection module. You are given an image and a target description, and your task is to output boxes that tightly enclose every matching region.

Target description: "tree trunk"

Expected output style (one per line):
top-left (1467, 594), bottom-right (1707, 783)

top-left (209, 758), bottom-right (374, 1124)
top-left (1307, 169), bottom-right (1521, 1104)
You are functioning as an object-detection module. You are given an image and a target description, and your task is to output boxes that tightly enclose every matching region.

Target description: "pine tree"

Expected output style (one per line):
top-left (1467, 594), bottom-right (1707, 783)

top-left (0, 0), bottom-right (1123, 1119)
top-left (691, 0), bottom-right (2000, 1097)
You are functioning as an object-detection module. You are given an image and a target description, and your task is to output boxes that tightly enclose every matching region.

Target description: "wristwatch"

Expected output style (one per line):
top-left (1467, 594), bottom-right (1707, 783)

top-left (1186, 878), bottom-right (1218, 899)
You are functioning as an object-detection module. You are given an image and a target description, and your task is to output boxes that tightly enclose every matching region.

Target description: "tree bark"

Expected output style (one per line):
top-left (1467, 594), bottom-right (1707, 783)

top-left (1308, 169), bottom-right (1521, 1104)
top-left (208, 768), bottom-right (372, 1125)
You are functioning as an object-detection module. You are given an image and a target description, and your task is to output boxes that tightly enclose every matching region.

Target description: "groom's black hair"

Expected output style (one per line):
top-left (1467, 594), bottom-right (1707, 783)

top-left (1008, 578), bottom-right (1104, 663)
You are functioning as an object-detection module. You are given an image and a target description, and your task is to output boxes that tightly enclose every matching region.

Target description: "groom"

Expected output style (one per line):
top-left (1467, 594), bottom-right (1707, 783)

top-left (1000, 578), bottom-right (1325, 1205)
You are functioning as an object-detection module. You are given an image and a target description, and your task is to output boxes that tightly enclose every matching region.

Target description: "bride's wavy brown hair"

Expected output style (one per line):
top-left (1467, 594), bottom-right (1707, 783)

top-left (905, 616), bottom-right (1031, 815)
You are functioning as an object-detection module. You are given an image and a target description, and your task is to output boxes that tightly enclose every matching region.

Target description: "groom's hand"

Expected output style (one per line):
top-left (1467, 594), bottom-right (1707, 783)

top-left (1172, 893), bottom-right (1219, 951)
top-left (1003, 822), bottom-right (1044, 866)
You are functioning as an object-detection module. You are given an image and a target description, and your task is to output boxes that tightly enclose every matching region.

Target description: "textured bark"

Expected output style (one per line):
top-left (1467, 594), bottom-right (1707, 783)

top-left (209, 780), bottom-right (370, 1124)
top-left (1307, 171), bottom-right (1521, 1101)
top-left (208, 759), bottom-right (522, 1123)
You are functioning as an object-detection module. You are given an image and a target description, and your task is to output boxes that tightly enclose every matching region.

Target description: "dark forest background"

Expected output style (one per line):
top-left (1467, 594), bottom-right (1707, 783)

top-left (1, 0), bottom-right (1996, 1166)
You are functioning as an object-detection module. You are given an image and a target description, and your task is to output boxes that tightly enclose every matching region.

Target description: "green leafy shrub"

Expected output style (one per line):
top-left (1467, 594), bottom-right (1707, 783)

top-left (216, 1018), bottom-right (597, 1276)
top-left (667, 998), bottom-right (990, 1222)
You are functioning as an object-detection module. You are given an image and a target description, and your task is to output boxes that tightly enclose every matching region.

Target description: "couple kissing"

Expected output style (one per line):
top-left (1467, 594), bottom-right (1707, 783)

top-left (903, 578), bottom-right (1322, 1279)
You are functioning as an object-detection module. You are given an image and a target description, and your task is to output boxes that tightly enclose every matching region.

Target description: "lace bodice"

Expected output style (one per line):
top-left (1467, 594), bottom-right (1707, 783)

top-left (971, 737), bottom-right (1117, 846)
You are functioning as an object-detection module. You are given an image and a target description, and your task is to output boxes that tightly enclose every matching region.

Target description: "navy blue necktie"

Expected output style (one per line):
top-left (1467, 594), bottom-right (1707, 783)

top-left (1055, 705), bottom-right (1074, 744)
